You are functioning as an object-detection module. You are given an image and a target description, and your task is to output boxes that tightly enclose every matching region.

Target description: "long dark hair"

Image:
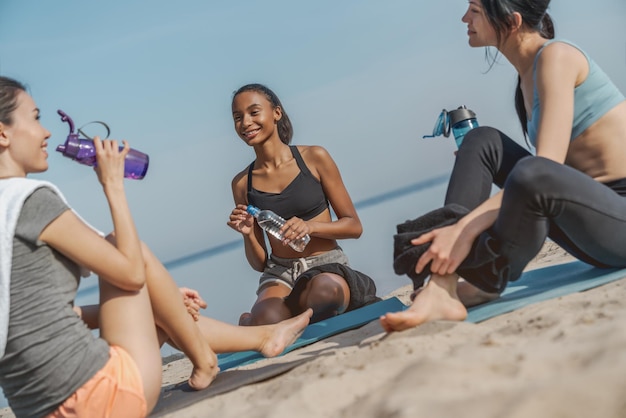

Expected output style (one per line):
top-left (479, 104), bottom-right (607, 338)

top-left (232, 83), bottom-right (294, 144)
top-left (0, 76), bottom-right (27, 125)
top-left (481, 0), bottom-right (554, 137)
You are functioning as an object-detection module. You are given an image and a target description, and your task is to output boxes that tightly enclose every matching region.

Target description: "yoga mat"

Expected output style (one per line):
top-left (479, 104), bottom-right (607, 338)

top-left (216, 296), bottom-right (406, 371)
top-left (150, 297), bottom-right (406, 416)
top-left (152, 358), bottom-right (311, 417)
top-left (466, 260), bottom-right (626, 323)
top-left (151, 261), bottom-right (626, 416)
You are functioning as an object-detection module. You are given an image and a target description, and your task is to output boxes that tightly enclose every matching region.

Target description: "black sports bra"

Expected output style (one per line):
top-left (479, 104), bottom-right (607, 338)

top-left (247, 146), bottom-right (329, 221)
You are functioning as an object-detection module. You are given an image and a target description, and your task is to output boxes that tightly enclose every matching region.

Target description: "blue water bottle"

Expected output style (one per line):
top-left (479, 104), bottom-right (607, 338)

top-left (423, 105), bottom-right (479, 148)
top-left (449, 106), bottom-right (479, 148)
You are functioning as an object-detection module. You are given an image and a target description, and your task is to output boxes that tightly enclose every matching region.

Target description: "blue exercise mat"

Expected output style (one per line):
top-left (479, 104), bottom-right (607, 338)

top-left (216, 261), bottom-right (626, 370)
top-left (217, 296), bottom-right (407, 371)
top-left (152, 297), bottom-right (407, 416)
top-left (152, 261), bottom-right (625, 416)
top-left (466, 260), bottom-right (626, 323)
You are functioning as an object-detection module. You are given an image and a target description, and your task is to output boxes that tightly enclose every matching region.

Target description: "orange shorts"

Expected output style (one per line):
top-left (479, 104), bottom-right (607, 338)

top-left (46, 345), bottom-right (147, 418)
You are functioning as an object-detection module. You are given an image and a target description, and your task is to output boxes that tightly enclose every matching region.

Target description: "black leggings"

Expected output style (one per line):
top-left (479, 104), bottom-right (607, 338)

top-left (447, 126), bottom-right (626, 293)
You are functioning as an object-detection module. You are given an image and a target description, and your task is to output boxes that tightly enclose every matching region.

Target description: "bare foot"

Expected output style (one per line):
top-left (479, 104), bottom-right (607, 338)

top-left (259, 309), bottom-right (313, 357)
top-left (456, 279), bottom-right (500, 307)
top-left (239, 312), bottom-right (252, 326)
top-left (187, 348), bottom-right (219, 390)
top-left (380, 274), bottom-right (467, 332)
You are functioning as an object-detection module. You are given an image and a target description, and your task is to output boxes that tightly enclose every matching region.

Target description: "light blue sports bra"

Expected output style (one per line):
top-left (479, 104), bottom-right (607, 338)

top-left (527, 39), bottom-right (625, 147)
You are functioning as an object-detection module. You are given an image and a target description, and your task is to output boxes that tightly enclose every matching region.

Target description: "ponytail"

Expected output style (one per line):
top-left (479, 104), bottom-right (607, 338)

top-left (514, 12), bottom-right (555, 139)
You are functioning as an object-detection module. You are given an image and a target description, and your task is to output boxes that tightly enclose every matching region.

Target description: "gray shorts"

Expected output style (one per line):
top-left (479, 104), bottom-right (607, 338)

top-left (257, 246), bottom-right (349, 294)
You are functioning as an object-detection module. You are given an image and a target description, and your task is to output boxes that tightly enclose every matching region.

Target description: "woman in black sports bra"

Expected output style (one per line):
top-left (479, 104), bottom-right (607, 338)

top-left (228, 84), bottom-right (379, 326)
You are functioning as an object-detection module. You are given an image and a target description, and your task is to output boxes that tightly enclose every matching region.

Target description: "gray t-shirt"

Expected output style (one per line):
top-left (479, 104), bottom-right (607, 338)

top-left (0, 187), bottom-right (109, 418)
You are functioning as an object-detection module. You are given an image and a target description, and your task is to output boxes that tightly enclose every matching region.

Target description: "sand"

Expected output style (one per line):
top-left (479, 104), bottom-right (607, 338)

top-left (2, 242), bottom-right (626, 418)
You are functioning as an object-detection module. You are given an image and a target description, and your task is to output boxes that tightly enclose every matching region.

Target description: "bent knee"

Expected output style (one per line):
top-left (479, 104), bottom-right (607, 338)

top-left (459, 126), bottom-right (501, 151)
top-left (249, 299), bottom-right (291, 325)
top-left (506, 156), bottom-right (563, 196)
top-left (306, 273), bottom-right (350, 321)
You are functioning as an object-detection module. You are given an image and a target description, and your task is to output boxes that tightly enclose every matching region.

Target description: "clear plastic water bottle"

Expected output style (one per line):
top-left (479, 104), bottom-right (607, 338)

top-left (246, 205), bottom-right (310, 252)
top-left (56, 109), bottom-right (150, 180)
top-left (448, 106), bottom-right (479, 148)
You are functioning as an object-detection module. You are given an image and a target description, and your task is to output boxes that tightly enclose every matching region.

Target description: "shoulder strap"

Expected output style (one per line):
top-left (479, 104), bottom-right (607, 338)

top-left (290, 146), bottom-right (313, 177)
top-left (533, 39), bottom-right (553, 73)
top-left (246, 161), bottom-right (255, 192)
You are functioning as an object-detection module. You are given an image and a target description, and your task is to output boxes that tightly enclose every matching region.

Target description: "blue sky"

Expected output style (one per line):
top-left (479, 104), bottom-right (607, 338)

top-left (1, 0), bottom-right (625, 329)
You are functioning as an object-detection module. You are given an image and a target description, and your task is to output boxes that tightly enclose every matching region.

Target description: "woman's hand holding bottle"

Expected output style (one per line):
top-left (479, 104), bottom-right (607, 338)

top-left (93, 136), bottom-right (130, 188)
top-left (228, 204), bottom-right (255, 235)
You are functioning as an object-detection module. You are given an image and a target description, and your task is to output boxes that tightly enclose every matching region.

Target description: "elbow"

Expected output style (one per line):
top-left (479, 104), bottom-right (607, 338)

top-left (352, 220), bottom-right (363, 239)
top-left (349, 221), bottom-right (363, 239)
top-left (335, 217), bottom-right (362, 239)
top-left (252, 261), bottom-right (266, 272)
top-left (129, 275), bottom-right (147, 291)
top-left (118, 261), bottom-right (147, 291)
top-left (121, 272), bottom-right (146, 292)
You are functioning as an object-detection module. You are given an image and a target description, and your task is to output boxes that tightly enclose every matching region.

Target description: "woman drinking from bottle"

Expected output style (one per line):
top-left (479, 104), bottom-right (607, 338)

top-left (0, 76), bottom-right (314, 418)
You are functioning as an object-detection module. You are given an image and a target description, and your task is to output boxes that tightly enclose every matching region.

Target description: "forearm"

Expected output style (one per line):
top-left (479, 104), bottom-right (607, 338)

top-left (103, 183), bottom-right (145, 288)
top-left (243, 234), bottom-right (267, 272)
top-left (456, 191), bottom-right (503, 240)
top-left (307, 216), bottom-right (362, 240)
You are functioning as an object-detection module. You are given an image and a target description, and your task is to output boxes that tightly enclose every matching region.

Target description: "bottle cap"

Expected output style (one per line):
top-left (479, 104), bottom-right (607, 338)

top-left (448, 106), bottom-right (477, 126)
top-left (246, 205), bottom-right (260, 216)
top-left (56, 134), bottom-right (82, 159)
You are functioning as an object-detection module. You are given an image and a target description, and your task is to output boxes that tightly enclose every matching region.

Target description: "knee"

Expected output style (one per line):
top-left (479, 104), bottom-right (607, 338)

top-left (458, 126), bottom-right (501, 153)
top-left (505, 156), bottom-right (560, 197)
top-left (249, 299), bottom-right (291, 325)
top-left (304, 273), bottom-right (350, 322)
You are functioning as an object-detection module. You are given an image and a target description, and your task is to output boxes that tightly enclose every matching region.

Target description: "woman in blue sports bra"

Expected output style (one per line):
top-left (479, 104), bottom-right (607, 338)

top-left (382, 0), bottom-right (626, 332)
top-left (228, 84), bottom-right (379, 326)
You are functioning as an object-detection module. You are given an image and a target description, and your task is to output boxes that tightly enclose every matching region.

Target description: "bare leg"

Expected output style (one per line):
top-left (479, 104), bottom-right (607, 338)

top-left (239, 282), bottom-right (292, 326)
top-left (98, 279), bottom-right (162, 412)
top-left (455, 279), bottom-right (500, 307)
top-left (197, 309), bottom-right (313, 357)
top-left (410, 278), bottom-right (500, 307)
top-left (104, 234), bottom-right (217, 390)
top-left (380, 273), bottom-right (468, 332)
top-left (300, 273), bottom-right (351, 321)
top-left (140, 242), bottom-right (218, 390)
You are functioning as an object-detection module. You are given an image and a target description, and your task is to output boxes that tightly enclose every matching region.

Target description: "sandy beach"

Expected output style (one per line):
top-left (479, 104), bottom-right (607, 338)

top-left (2, 242), bottom-right (625, 418)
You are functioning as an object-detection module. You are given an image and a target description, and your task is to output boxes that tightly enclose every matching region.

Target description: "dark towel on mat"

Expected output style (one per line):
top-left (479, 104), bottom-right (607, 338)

top-left (284, 263), bottom-right (381, 321)
top-left (393, 203), bottom-right (470, 289)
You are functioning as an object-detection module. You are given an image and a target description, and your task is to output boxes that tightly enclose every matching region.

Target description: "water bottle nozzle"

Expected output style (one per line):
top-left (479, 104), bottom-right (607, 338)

top-left (57, 109), bottom-right (76, 135)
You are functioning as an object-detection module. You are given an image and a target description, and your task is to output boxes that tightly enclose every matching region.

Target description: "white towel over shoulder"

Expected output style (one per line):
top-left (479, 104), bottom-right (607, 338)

top-left (0, 178), bottom-right (103, 358)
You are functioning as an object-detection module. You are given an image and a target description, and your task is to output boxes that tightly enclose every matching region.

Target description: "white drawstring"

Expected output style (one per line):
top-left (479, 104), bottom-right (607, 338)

top-left (292, 257), bottom-right (309, 282)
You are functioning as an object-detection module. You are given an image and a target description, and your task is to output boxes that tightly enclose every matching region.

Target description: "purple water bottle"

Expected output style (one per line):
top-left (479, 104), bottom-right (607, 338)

top-left (55, 110), bottom-right (149, 180)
